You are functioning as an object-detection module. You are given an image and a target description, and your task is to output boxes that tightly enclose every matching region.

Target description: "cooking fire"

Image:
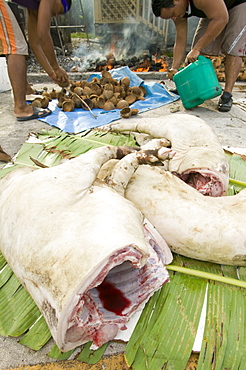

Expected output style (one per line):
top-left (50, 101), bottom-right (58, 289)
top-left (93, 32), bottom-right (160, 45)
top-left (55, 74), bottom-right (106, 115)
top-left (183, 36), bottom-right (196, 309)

top-left (76, 52), bottom-right (169, 73)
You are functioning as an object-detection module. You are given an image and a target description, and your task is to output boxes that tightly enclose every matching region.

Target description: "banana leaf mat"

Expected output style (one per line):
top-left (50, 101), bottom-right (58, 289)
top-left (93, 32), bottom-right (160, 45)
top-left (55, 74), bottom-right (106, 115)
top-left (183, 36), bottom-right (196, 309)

top-left (0, 128), bottom-right (246, 370)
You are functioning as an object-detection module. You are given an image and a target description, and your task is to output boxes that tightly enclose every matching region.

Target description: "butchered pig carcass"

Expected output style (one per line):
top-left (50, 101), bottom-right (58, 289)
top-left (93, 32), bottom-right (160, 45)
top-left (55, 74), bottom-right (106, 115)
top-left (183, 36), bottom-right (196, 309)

top-left (107, 114), bottom-right (229, 196)
top-left (102, 155), bottom-right (246, 266)
top-left (0, 145), bottom-right (173, 352)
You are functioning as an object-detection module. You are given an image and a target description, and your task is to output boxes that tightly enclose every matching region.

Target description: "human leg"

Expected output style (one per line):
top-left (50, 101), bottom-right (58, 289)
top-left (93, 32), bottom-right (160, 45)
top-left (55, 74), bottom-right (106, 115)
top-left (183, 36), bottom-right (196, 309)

top-left (1, 0), bottom-right (50, 119)
top-left (218, 4), bottom-right (246, 111)
top-left (6, 54), bottom-right (33, 117)
top-left (218, 55), bottom-right (242, 112)
top-left (224, 55), bottom-right (243, 94)
top-left (192, 7), bottom-right (245, 112)
top-left (7, 54), bottom-right (51, 119)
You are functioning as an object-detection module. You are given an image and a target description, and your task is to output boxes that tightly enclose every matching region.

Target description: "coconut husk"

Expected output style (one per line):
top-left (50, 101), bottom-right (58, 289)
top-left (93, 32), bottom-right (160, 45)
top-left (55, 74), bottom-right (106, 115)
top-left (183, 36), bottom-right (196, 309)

top-left (81, 98), bottom-right (93, 111)
top-left (109, 96), bottom-right (117, 106)
top-left (103, 89), bottom-right (114, 100)
top-left (130, 86), bottom-right (142, 97)
top-left (90, 94), bottom-right (99, 100)
top-left (103, 101), bottom-right (115, 111)
top-left (238, 70), bottom-right (246, 81)
top-left (114, 85), bottom-right (121, 93)
top-left (74, 80), bottom-right (83, 87)
top-left (101, 70), bottom-right (112, 80)
top-left (99, 77), bottom-right (110, 86)
top-left (40, 96), bottom-right (50, 108)
top-left (111, 78), bottom-right (119, 86)
top-left (104, 83), bottom-right (114, 91)
top-left (139, 85), bottom-right (147, 96)
top-left (97, 96), bottom-right (106, 109)
top-left (91, 77), bottom-right (100, 84)
top-left (114, 92), bottom-right (121, 100)
top-left (71, 95), bottom-right (82, 108)
top-left (62, 99), bottom-right (75, 112)
top-left (80, 81), bottom-right (88, 88)
top-left (120, 86), bottom-right (127, 98)
top-left (217, 72), bottom-right (225, 82)
top-left (120, 107), bottom-right (132, 118)
top-left (57, 95), bottom-right (66, 108)
top-left (83, 86), bottom-right (93, 97)
top-left (73, 86), bottom-right (83, 96)
top-left (57, 89), bottom-right (66, 100)
top-left (42, 92), bottom-right (52, 101)
top-left (125, 94), bottom-right (137, 105)
top-left (50, 89), bottom-right (57, 99)
top-left (90, 97), bottom-right (98, 108)
top-left (130, 108), bottom-right (139, 115)
top-left (120, 76), bottom-right (130, 89)
top-left (90, 83), bottom-right (102, 96)
top-left (31, 98), bottom-right (42, 108)
top-left (116, 100), bottom-right (129, 109)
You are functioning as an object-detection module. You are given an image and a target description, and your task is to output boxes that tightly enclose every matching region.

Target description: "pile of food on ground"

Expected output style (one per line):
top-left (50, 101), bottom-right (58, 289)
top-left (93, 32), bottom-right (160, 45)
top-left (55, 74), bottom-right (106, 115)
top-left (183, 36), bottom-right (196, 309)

top-left (207, 55), bottom-right (246, 82)
top-left (30, 70), bottom-right (146, 117)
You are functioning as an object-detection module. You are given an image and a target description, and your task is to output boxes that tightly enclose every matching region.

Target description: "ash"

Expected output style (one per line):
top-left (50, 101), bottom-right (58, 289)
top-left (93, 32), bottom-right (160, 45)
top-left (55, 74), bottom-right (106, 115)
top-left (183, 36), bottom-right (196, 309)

top-left (26, 39), bottom-right (172, 74)
top-left (26, 50), bottom-right (82, 74)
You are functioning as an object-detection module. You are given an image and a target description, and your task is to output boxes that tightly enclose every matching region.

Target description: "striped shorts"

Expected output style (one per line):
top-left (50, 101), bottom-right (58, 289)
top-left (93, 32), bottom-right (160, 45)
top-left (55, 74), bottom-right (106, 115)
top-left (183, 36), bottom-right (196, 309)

top-left (192, 3), bottom-right (246, 57)
top-left (0, 0), bottom-right (28, 55)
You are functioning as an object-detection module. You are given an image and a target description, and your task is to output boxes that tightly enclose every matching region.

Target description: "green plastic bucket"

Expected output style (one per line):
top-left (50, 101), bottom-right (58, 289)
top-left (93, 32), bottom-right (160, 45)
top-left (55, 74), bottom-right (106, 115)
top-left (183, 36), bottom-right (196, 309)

top-left (173, 55), bottom-right (222, 109)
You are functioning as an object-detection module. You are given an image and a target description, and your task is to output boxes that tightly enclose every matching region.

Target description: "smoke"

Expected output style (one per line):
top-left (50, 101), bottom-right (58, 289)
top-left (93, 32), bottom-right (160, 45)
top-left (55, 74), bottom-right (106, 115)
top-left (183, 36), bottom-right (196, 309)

top-left (71, 23), bottom-right (159, 71)
top-left (71, 43), bottom-right (106, 71)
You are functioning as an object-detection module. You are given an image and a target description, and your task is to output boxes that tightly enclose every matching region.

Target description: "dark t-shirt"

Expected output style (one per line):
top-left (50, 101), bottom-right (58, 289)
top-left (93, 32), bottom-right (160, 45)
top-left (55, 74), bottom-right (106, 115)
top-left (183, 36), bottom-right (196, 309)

top-left (184, 0), bottom-right (246, 17)
top-left (12, 0), bottom-right (40, 10)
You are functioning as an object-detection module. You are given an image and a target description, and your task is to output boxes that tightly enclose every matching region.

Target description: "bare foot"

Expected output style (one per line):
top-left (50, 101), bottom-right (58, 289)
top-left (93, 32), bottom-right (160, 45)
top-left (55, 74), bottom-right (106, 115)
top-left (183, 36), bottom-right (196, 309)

top-left (15, 107), bottom-right (52, 122)
top-left (14, 105), bottom-right (34, 119)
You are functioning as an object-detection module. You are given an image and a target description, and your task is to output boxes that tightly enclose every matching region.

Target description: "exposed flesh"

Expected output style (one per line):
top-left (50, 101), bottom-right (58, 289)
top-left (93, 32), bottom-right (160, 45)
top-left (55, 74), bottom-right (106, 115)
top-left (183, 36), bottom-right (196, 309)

top-left (0, 146), bottom-right (172, 351)
top-left (107, 114), bottom-right (229, 196)
top-left (99, 152), bottom-right (246, 264)
top-left (119, 165), bottom-right (246, 266)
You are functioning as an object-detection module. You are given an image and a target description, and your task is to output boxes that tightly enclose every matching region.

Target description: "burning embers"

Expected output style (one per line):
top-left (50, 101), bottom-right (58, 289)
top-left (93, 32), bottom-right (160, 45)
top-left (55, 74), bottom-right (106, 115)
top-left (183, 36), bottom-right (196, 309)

top-left (86, 52), bottom-right (168, 73)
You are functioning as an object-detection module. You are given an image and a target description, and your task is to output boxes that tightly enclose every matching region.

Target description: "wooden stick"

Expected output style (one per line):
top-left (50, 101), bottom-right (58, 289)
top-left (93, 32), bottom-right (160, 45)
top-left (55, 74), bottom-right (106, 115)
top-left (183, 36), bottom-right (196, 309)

top-left (66, 88), bottom-right (97, 119)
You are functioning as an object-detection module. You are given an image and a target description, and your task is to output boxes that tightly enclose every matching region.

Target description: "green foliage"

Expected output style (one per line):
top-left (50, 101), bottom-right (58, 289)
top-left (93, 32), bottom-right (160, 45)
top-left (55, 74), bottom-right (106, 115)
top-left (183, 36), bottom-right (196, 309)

top-left (0, 129), bottom-right (246, 368)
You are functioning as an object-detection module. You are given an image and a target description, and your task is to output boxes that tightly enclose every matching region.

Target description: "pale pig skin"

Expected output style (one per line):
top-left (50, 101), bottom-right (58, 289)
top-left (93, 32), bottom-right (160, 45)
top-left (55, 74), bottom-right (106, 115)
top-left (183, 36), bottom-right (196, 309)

top-left (100, 148), bottom-right (245, 266)
top-left (0, 146), bottom-right (172, 351)
top-left (124, 166), bottom-right (246, 266)
top-left (107, 114), bottom-right (229, 197)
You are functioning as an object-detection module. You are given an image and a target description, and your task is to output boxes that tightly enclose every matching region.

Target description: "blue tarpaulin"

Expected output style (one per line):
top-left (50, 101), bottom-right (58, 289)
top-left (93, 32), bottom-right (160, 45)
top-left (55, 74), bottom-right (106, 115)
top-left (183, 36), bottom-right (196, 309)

top-left (39, 67), bottom-right (179, 134)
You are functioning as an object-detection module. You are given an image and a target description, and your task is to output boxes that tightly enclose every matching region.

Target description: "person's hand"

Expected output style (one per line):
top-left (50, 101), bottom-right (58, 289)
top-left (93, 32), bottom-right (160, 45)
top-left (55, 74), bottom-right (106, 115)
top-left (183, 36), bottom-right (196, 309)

top-left (185, 49), bottom-right (200, 64)
top-left (49, 66), bottom-right (69, 87)
top-left (167, 68), bottom-right (178, 80)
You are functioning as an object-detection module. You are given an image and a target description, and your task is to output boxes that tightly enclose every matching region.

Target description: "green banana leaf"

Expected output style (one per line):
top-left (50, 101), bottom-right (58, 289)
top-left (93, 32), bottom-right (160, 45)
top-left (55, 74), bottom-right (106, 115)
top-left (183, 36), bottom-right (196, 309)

top-left (0, 128), bottom-right (246, 369)
top-left (225, 150), bottom-right (246, 195)
top-left (48, 344), bottom-right (75, 360)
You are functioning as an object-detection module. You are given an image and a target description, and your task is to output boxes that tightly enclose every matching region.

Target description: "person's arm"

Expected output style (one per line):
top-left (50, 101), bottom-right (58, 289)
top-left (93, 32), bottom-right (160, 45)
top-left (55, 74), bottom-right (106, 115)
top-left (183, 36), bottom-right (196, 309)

top-left (27, 0), bottom-right (68, 84)
top-left (172, 17), bottom-right (188, 69)
top-left (185, 0), bottom-right (229, 63)
top-left (168, 17), bottom-right (187, 79)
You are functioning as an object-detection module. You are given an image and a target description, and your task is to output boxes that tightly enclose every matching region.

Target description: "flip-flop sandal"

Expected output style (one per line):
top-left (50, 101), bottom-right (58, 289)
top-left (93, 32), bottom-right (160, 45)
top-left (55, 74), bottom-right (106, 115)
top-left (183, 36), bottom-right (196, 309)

top-left (16, 107), bottom-right (52, 122)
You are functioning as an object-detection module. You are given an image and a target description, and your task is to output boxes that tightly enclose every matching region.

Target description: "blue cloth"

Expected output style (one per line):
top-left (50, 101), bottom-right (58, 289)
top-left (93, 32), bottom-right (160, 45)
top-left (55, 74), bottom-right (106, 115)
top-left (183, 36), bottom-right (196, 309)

top-left (39, 67), bottom-right (179, 134)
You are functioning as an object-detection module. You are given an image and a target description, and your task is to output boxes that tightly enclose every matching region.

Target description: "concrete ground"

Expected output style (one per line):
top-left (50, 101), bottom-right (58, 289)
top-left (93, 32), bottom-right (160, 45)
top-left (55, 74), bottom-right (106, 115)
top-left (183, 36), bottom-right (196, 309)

top-left (0, 73), bottom-right (245, 370)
